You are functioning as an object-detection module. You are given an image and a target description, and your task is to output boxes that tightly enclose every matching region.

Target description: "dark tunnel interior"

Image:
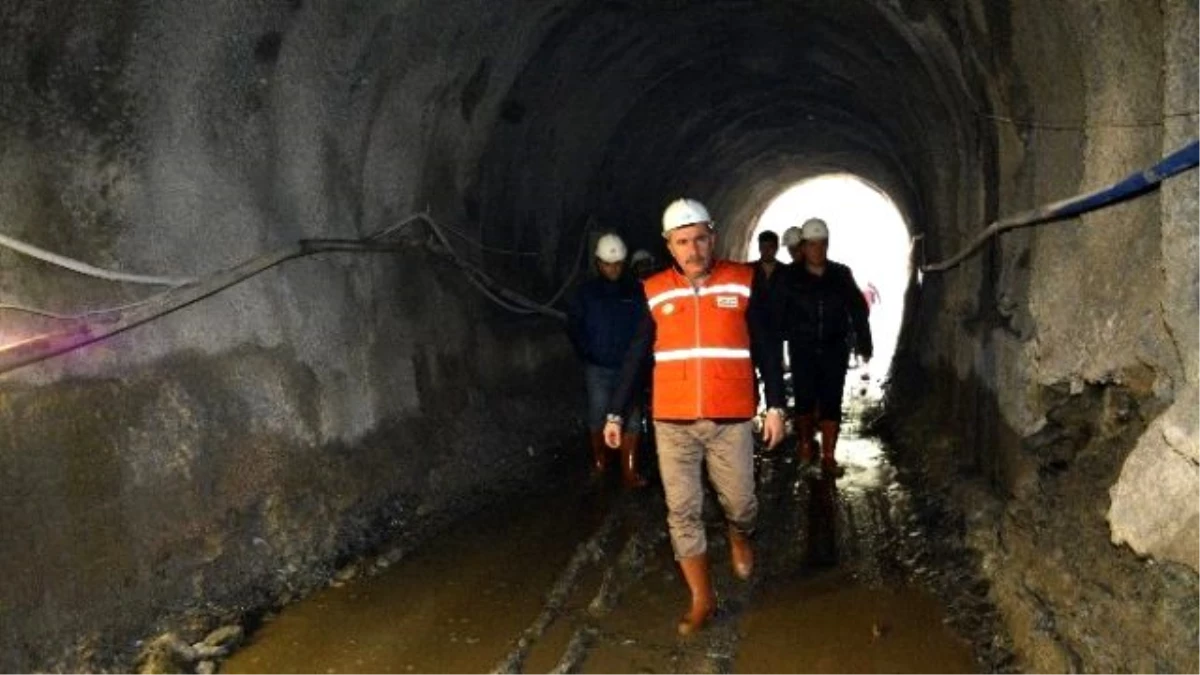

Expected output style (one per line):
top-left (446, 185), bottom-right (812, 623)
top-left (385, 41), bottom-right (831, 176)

top-left (0, 0), bottom-right (1196, 672)
top-left (474, 0), bottom-right (964, 294)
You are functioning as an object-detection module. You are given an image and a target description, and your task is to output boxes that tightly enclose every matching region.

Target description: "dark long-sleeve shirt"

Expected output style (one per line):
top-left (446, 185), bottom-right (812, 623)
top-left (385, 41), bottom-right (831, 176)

top-left (774, 260), bottom-right (873, 358)
top-left (749, 259), bottom-right (789, 350)
top-left (606, 265), bottom-right (786, 420)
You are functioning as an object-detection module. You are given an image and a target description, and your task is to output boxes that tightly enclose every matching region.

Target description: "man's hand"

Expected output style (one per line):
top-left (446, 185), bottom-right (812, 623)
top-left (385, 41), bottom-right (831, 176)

top-left (603, 420), bottom-right (622, 449)
top-left (761, 409), bottom-right (785, 450)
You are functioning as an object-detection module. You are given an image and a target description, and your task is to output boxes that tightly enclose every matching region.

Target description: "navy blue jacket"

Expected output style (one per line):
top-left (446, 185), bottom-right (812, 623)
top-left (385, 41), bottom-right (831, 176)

top-left (567, 275), bottom-right (647, 369)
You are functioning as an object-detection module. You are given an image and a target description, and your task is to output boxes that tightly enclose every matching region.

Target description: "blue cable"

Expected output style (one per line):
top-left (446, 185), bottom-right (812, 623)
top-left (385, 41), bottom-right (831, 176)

top-left (923, 139), bottom-right (1199, 272)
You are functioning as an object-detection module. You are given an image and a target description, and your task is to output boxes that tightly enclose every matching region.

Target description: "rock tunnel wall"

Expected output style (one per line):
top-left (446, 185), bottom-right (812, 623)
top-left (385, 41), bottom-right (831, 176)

top-left (0, 0), bottom-right (1195, 671)
top-left (0, 2), bottom-right (585, 670)
top-left (887, 1), bottom-right (1199, 672)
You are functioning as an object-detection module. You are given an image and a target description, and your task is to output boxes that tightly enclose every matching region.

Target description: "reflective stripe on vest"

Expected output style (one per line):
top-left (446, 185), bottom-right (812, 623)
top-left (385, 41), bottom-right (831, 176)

top-left (655, 347), bottom-right (752, 362)
top-left (646, 283), bottom-right (751, 310)
top-left (643, 260), bottom-right (757, 420)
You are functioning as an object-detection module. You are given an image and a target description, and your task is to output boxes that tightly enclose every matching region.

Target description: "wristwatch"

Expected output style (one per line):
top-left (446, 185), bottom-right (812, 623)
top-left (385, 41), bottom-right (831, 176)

top-left (605, 413), bottom-right (623, 425)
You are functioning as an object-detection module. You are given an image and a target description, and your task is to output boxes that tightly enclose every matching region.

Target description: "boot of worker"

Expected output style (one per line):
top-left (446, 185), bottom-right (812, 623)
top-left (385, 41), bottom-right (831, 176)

top-left (796, 413), bottom-right (816, 465)
top-left (589, 431), bottom-right (610, 478)
top-left (676, 553), bottom-right (717, 636)
top-left (728, 527), bottom-right (754, 580)
top-left (619, 433), bottom-right (648, 489)
top-left (819, 420), bottom-right (843, 477)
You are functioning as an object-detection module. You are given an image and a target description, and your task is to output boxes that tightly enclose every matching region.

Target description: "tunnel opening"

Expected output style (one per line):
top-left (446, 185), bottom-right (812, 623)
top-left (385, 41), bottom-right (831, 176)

top-left (744, 173), bottom-right (910, 397)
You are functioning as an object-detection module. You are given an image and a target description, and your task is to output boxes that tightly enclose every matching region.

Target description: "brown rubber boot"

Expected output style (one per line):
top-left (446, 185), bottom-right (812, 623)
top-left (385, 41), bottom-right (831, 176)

top-left (796, 413), bottom-right (816, 464)
top-left (677, 554), bottom-right (717, 636)
top-left (819, 420), bottom-right (843, 477)
top-left (728, 527), bottom-right (754, 580)
top-left (590, 431), bottom-right (610, 476)
top-left (619, 433), bottom-right (648, 489)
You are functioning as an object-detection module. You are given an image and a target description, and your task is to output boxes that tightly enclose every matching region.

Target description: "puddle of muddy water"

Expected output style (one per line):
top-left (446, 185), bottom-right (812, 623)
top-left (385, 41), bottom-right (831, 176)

top-left (736, 568), bottom-right (976, 674)
top-left (221, 486), bottom-right (606, 674)
top-left (222, 386), bottom-right (1007, 674)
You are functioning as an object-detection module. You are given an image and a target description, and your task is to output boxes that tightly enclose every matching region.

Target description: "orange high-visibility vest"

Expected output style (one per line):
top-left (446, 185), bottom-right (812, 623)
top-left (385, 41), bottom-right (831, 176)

top-left (643, 260), bottom-right (756, 420)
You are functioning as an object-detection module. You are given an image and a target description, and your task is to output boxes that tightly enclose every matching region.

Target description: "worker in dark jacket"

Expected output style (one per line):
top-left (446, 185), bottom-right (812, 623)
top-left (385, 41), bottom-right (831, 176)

top-left (567, 233), bottom-right (648, 488)
top-left (777, 218), bottom-right (872, 476)
top-left (749, 230), bottom-right (788, 385)
top-left (750, 230), bottom-right (787, 303)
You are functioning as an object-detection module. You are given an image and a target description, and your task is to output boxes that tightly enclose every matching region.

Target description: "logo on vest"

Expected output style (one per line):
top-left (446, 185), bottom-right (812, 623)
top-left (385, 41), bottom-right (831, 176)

top-left (715, 295), bottom-right (739, 309)
top-left (662, 303), bottom-right (675, 315)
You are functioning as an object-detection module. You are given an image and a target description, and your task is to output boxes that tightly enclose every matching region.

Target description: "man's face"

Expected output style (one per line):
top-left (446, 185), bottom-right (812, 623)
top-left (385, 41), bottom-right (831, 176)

top-left (598, 259), bottom-right (624, 281)
top-left (801, 238), bottom-right (829, 266)
top-left (759, 239), bottom-right (779, 263)
top-left (665, 223), bottom-right (715, 279)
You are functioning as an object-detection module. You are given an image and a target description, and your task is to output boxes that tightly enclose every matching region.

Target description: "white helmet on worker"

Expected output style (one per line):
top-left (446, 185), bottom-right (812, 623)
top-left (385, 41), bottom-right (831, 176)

top-left (595, 233), bottom-right (628, 263)
top-left (661, 198), bottom-right (712, 237)
top-left (800, 217), bottom-right (829, 241)
top-left (782, 225), bottom-right (803, 248)
top-left (630, 249), bottom-right (653, 265)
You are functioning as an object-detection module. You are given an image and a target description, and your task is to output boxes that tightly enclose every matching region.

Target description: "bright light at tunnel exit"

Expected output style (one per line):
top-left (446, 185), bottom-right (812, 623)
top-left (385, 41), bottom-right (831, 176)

top-left (745, 174), bottom-right (910, 396)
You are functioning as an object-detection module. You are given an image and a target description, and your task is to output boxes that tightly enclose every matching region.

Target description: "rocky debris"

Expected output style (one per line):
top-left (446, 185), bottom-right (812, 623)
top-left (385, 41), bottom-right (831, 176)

top-left (136, 633), bottom-right (197, 674)
top-left (334, 563), bottom-right (362, 582)
top-left (188, 624), bottom-right (243, 660)
top-left (877, 376), bottom-right (1199, 673)
top-left (1108, 393), bottom-right (1200, 571)
top-left (331, 561), bottom-right (366, 588)
top-left (134, 624), bottom-right (247, 674)
top-left (204, 624), bottom-right (244, 649)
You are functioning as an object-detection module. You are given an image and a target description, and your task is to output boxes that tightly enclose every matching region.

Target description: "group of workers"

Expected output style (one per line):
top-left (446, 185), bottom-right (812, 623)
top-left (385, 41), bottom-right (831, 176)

top-left (565, 197), bottom-right (873, 636)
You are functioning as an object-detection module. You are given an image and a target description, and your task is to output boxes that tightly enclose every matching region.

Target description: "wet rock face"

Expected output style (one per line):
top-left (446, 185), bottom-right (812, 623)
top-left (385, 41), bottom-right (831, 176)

top-left (888, 0), bottom-right (1198, 670)
top-left (905, 0), bottom-right (1199, 571)
top-left (0, 0), bottom-right (1195, 672)
top-left (884, 369), bottom-right (1200, 673)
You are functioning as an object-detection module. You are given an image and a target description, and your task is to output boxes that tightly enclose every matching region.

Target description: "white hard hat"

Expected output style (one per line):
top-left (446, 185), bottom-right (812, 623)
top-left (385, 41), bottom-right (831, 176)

top-left (782, 226), bottom-right (803, 248)
top-left (661, 198), bottom-right (712, 236)
top-left (595, 233), bottom-right (627, 263)
top-left (630, 249), bottom-right (653, 264)
top-left (800, 218), bottom-right (829, 241)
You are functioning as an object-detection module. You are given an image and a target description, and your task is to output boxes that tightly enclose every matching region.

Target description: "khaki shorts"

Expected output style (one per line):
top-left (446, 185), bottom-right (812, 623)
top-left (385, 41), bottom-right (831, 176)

top-left (655, 419), bottom-right (757, 559)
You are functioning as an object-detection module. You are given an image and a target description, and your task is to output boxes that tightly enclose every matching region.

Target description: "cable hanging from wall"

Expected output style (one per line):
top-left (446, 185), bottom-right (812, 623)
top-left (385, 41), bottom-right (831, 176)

top-left (0, 211), bottom-right (588, 377)
top-left (919, 138), bottom-right (1199, 274)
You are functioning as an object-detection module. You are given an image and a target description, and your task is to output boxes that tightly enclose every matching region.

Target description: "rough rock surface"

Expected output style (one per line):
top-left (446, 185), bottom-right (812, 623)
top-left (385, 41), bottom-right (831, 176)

top-left (1109, 389), bottom-right (1200, 570)
top-left (882, 377), bottom-right (1199, 673)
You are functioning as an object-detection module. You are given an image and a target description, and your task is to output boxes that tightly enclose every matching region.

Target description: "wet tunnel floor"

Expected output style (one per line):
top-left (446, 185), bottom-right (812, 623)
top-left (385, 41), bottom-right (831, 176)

top-left (222, 408), bottom-right (1004, 674)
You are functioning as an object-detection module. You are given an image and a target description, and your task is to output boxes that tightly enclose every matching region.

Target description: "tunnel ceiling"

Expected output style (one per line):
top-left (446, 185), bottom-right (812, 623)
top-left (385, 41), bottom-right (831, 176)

top-left (471, 0), bottom-right (988, 267)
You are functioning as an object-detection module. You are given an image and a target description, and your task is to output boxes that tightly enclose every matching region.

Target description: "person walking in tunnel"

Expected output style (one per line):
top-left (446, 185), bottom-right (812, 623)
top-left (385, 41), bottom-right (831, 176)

top-left (566, 233), bottom-right (649, 489)
top-left (778, 218), bottom-right (872, 476)
top-left (749, 229), bottom-right (788, 395)
top-left (751, 230), bottom-right (786, 296)
top-left (629, 248), bottom-right (657, 280)
top-left (604, 198), bottom-right (787, 636)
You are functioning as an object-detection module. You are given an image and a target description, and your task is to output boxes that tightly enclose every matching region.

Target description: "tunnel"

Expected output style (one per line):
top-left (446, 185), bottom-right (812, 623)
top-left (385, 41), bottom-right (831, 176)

top-left (0, 0), bottom-right (1196, 672)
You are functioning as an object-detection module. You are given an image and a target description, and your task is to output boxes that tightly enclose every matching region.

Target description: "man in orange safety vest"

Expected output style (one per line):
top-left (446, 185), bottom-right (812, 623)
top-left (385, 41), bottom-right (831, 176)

top-left (604, 197), bottom-right (786, 636)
